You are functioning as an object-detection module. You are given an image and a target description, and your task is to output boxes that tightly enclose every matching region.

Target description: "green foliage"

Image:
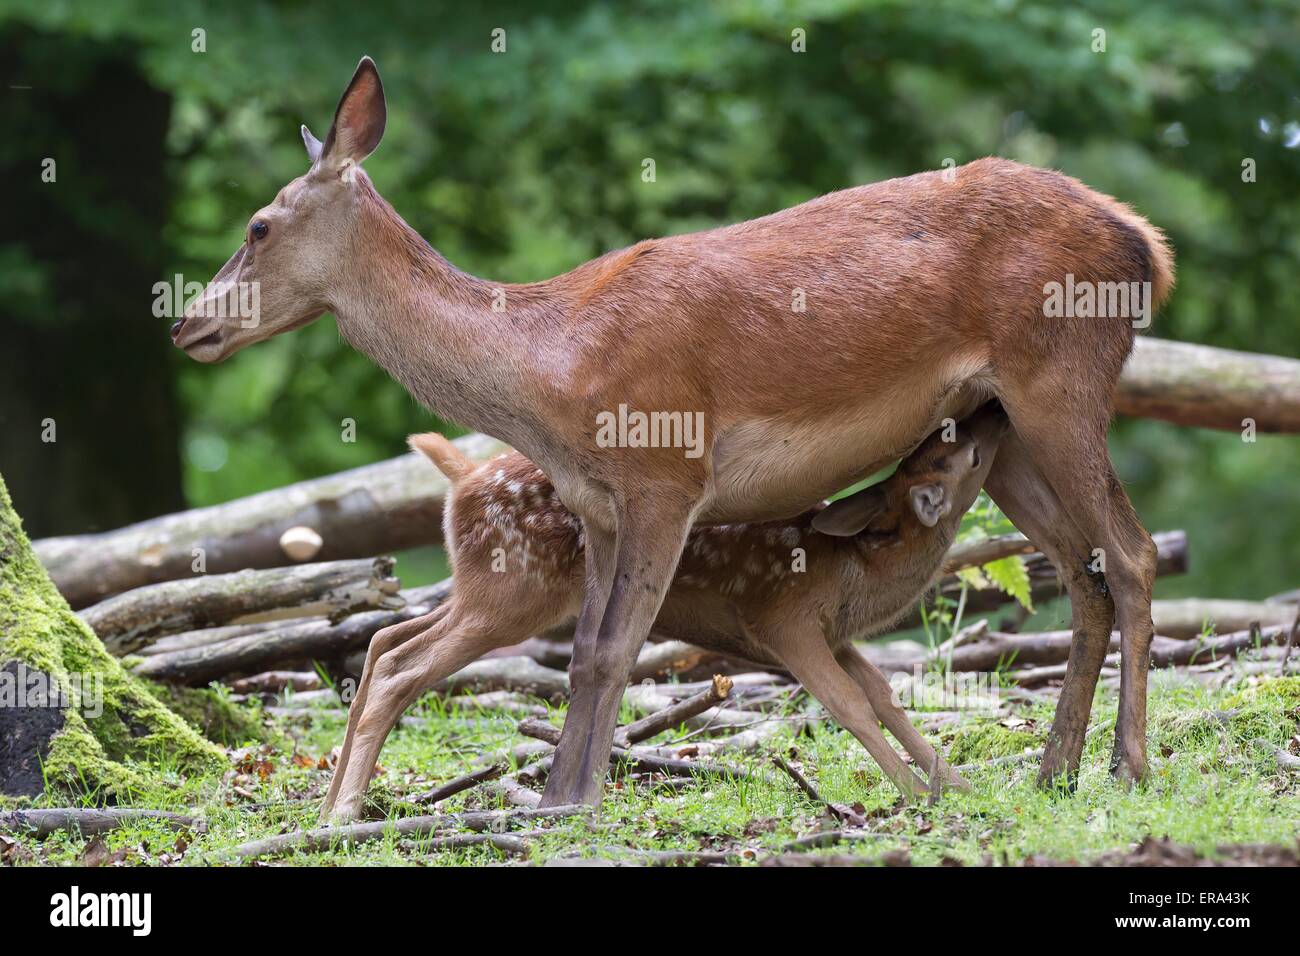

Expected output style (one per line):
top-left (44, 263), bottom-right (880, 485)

top-left (956, 495), bottom-right (1034, 611)
top-left (966, 556), bottom-right (1035, 613)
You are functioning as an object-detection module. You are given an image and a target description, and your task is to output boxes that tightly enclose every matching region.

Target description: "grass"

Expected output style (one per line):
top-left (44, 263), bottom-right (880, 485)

top-left (3, 669), bottom-right (1298, 867)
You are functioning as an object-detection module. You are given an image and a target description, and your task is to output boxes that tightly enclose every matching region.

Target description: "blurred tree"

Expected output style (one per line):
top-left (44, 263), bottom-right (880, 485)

top-left (0, 24), bottom-right (184, 536)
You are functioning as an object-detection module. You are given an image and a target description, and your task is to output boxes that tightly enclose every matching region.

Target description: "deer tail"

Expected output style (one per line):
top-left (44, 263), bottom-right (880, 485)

top-left (408, 432), bottom-right (474, 485)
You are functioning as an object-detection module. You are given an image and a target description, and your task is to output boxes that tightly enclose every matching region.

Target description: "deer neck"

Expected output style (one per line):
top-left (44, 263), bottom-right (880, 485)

top-left (857, 511), bottom-right (963, 613)
top-left (328, 185), bottom-right (559, 445)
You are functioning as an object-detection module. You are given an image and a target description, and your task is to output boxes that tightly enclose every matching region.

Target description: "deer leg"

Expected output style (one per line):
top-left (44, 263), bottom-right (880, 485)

top-left (1099, 479), bottom-right (1159, 785)
top-left (539, 518), bottom-right (617, 807)
top-left (541, 494), bottom-right (696, 807)
top-left (996, 400), bottom-right (1156, 787)
top-left (983, 426), bottom-right (1116, 789)
top-left (835, 645), bottom-right (970, 791)
top-left (768, 627), bottom-right (928, 800)
top-left (321, 604), bottom-right (450, 818)
top-left (328, 609), bottom-right (514, 824)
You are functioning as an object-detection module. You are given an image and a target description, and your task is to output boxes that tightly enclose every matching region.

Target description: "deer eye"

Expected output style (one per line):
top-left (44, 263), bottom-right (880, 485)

top-left (251, 220), bottom-right (269, 241)
top-left (970, 447), bottom-right (982, 469)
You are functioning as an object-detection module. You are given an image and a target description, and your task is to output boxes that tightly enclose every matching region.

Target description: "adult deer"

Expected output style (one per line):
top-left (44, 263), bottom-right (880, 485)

top-left (172, 57), bottom-right (1173, 815)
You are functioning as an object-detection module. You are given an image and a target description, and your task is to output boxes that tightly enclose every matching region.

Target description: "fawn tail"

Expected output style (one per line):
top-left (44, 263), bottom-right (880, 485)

top-left (408, 432), bottom-right (474, 485)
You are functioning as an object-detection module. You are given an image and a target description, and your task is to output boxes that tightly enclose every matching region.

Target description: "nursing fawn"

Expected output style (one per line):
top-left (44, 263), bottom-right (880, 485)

top-left (319, 403), bottom-right (1009, 821)
top-left (176, 57), bottom-right (1173, 808)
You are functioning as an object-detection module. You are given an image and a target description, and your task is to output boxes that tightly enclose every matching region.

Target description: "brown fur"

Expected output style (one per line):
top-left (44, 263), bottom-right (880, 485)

top-left (174, 59), bottom-right (1174, 817)
top-left (320, 405), bottom-right (1009, 818)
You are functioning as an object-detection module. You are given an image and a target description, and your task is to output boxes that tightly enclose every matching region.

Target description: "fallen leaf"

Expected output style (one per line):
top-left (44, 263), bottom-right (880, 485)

top-left (79, 837), bottom-right (112, 867)
top-left (0, 834), bottom-right (33, 865)
top-left (826, 803), bottom-right (867, 827)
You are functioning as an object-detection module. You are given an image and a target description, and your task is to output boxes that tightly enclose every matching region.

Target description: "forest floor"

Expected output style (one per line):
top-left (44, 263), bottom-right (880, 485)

top-left (3, 669), bottom-right (1299, 867)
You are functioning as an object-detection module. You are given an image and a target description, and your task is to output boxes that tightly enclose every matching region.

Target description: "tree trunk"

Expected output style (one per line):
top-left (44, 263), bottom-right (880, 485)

top-left (0, 473), bottom-right (221, 799)
top-left (0, 25), bottom-right (186, 541)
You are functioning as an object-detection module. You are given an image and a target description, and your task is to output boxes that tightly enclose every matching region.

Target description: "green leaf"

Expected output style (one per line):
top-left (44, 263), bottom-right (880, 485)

top-left (980, 555), bottom-right (1034, 612)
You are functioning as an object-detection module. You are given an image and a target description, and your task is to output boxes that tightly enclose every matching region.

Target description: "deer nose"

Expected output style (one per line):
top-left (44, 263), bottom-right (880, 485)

top-left (170, 319), bottom-right (184, 341)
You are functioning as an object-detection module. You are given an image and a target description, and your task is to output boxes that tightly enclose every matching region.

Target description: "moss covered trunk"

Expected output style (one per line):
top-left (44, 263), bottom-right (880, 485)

top-left (0, 473), bottom-right (221, 799)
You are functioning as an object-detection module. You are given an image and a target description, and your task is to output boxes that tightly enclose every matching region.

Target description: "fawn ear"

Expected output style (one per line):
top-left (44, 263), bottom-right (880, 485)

top-left (301, 124), bottom-right (323, 163)
top-left (812, 485), bottom-right (890, 537)
top-left (909, 483), bottom-right (951, 527)
top-left (320, 56), bottom-right (386, 172)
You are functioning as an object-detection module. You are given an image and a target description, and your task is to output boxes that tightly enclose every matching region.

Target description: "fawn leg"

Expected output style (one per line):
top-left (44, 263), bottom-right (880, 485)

top-left (322, 603), bottom-right (449, 817)
top-left (328, 610), bottom-right (514, 824)
top-left (835, 645), bottom-right (970, 791)
top-left (541, 493), bottom-right (696, 807)
top-left (769, 627), bottom-right (928, 800)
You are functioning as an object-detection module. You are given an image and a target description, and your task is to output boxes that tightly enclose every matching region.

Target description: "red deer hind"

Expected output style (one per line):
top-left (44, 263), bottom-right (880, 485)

top-left (171, 57), bottom-right (1173, 819)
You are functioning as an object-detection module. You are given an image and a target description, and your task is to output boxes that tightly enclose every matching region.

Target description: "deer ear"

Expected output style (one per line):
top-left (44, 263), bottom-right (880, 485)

top-left (320, 56), bottom-right (386, 172)
top-left (301, 124), bottom-right (323, 164)
top-left (908, 483), bottom-right (951, 527)
top-left (812, 485), bottom-right (889, 537)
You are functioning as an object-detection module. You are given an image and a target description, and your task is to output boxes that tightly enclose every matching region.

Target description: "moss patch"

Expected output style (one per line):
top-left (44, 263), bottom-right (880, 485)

top-left (154, 683), bottom-right (271, 747)
top-left (0, 473), bottom-right (223, 799)
top-left (946, 721), bottom-right (1041, 764)
top-left (1223, 676), bottom-right (1300, 745)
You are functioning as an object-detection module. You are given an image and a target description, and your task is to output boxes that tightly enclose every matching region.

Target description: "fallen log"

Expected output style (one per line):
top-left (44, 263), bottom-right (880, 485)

top-left (35, 432), bottom-right (508, 608)
top-left (227, 671), bottom-right (323, 695)
top-left (131, 580), bottom-right (452, 684)
top-left (628, 639), bottom-right (721, 682)
top-left (1149, 598), bottom-right (1297, 640)
top-left (615, 675), bottom-right (733, 746)
top-left (444, 691), bottom-right (550, 719)
top-left (48, 336), bottom-right (1285, 609)
top-left (896, 530), bottom-right (1186, 629)
top-left (434, 656), bottom-right (570, 701)
top-left (1116, 337), bottom-right (1300, 433)
top-left (483, 637), bottom-right (573, 670)
top-left (219, 804), bottom-right (588, 861)
top-left (83, 557), bottom-right (402, 655)
top-left (1150, 624), bottom-right (1290, 666)
top-left (942, 534), bottom-right (1037, 573)
top-left (867, 622), bottom-right (1292, 678)
top-left (515, 716), bottom-right (772, 787)
top-left (399, 831), bottom-right (536, 857)
top-left (0, 808), bottom-right (201, 839)
top-left (412, 764), bottom-right (508, 805)
top-left (137, 620), bottom-right (281, 657)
